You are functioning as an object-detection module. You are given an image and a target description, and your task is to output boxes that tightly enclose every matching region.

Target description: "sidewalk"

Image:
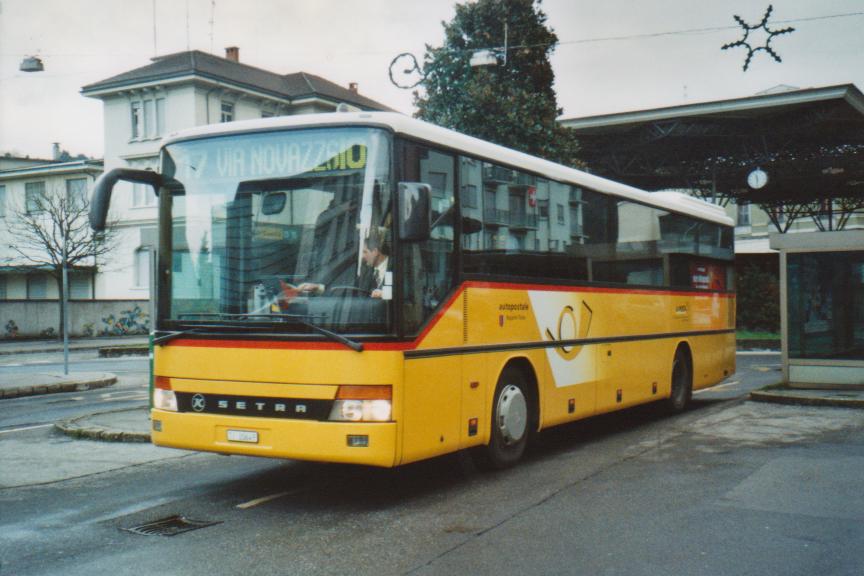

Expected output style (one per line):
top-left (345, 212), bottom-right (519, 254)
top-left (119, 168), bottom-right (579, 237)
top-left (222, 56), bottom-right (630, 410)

top-left (55, 406), bottom-right (151, 443)
top-left (0, 335), bottom-right (149, 356)
top-left (750, 386), bottom-right (864, 408)
top-left (0, 371), bottom-right (117, 399)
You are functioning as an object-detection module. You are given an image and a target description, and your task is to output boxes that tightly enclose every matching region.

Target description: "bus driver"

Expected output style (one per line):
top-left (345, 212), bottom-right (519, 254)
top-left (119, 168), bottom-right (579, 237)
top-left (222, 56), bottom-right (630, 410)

top-left (296, 231), bottom-right (390, 299)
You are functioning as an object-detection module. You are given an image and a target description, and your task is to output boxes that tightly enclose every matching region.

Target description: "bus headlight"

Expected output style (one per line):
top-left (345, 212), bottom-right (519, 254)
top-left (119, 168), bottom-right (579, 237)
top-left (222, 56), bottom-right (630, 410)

top-left (153, 388), bottom-right (178, 412)
top-left (153, 376), bottom-right (177, 412)
top-left (329, 386), bottom-right (391, 422)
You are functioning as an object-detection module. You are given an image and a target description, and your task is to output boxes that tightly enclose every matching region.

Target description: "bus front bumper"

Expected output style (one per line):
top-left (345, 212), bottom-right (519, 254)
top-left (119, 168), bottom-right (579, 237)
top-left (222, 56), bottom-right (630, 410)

top-left (151, 409), bottom-right (397, 467)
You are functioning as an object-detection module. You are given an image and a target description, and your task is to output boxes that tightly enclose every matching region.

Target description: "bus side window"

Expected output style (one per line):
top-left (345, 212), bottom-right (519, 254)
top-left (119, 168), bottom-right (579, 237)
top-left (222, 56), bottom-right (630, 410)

top-left (400, 142), bottom-right (456, 334)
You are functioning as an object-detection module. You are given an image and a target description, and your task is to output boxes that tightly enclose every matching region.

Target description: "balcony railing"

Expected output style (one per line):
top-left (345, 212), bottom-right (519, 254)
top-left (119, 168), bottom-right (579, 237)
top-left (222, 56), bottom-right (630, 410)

top-left (483, 208), bottom-right (510, 225)
top-left (510, 212), bottom-right (538, 229)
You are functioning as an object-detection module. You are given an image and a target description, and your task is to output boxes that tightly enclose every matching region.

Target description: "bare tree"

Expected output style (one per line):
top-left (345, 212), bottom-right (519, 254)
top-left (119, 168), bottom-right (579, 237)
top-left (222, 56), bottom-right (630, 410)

top-left (6, 183), bottom-right (118, 337)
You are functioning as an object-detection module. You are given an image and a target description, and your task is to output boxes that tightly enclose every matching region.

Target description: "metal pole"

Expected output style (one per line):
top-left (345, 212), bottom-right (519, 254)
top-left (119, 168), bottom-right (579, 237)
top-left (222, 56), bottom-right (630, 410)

top-left (62, 234), bottom-right (69, 376)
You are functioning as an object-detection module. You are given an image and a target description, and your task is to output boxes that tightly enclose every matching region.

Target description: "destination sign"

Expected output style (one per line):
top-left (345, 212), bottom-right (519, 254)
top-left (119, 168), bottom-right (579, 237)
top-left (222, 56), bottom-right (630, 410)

top-left (169, 131), bottom-right (372, 182)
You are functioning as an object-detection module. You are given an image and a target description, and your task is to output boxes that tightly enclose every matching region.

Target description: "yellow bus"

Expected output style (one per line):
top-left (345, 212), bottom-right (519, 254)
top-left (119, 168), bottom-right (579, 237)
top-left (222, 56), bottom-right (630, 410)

top-left (91, 112), bottom-right (735, 468)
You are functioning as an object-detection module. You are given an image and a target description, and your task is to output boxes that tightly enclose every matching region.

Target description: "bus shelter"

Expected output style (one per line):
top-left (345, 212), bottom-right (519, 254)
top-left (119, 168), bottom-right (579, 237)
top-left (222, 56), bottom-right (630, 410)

top-left (562, 84), bottom-right (864, 387)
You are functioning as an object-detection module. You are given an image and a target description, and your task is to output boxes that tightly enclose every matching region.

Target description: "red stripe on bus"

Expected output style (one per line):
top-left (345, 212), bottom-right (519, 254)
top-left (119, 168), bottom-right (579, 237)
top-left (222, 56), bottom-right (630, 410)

top-left (164, 281), bottom-right (731, 351)
top-left (463, 280), bottom-right (734, 299)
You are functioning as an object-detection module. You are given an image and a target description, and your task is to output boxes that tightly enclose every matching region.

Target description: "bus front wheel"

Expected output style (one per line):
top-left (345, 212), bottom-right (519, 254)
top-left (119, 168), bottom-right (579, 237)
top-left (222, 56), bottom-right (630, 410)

top-left (479, 367), bottom-right (532, 469)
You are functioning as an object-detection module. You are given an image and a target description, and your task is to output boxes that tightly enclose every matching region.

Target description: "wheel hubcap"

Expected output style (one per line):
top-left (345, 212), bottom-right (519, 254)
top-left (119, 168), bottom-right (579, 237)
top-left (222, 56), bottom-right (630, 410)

top-left (497, 385), bottom-right (527, 445)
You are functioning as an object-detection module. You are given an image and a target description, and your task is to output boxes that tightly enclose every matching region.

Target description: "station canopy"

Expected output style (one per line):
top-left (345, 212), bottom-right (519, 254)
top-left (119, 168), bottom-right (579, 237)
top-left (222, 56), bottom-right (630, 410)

top-left (561, 84), bottom-right (864, 231)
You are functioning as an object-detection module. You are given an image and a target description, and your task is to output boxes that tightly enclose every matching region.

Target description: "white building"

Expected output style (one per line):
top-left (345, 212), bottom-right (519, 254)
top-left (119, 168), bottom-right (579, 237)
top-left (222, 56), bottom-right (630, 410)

top-left (80, 46), bottom-right (392, 302)
top-left (0, 158), bottom-right (104, 300)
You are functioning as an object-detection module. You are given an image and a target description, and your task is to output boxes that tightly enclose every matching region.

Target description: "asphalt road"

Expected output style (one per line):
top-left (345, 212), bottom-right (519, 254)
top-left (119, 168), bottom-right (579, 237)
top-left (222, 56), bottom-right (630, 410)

top-left (0, 352), bottom-right (148, 431)
top-left (3, 352), bottom-right (864, 576)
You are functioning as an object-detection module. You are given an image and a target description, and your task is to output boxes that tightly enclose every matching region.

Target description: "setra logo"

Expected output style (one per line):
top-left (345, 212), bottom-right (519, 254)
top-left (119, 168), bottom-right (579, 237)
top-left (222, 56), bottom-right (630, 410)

top-left (191, 394), bottom-right (206, 412)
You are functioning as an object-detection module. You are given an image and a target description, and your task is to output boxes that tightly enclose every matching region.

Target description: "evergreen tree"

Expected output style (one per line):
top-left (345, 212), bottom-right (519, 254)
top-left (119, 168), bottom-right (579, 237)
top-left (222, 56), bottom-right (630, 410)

top-left (414, 0), bottom-right (580, 166)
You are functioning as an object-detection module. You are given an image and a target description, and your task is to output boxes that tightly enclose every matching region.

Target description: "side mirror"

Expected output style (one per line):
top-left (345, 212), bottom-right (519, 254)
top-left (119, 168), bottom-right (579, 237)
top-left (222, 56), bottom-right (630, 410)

top-left (90, 168), bottom-right (163, 232)
top-left (398, 182), bottom-right (431, 242)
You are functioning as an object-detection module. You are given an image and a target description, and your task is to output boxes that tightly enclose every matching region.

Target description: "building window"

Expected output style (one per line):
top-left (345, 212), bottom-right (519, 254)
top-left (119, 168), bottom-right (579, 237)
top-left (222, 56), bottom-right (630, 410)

top-left (25, 181), bottom-right (46, 214)
top-left (144, 100), bottom-right (155, 137)
top-left (0, 276), bottom-right (6, 300)
top-left (27, 275), bottom-right (48, 300)
top-left (556, 203), bottom-right (565, 225)
top-left (461, 184), bottom-right (478, 208)
top-left (135, 248), bottom-right (152, 288)
top-left (428, 172), bottom-right (448, 198)
top-left (736, 202), bottom-right (751, 227)
top-left (132, 182), bottom-right (157, 207)
top-left (70, 273), bottom-right (92, 299)
top-left (131, 98), bottom-right (165, 139)
top-left (156, 98), bottom-right (166, 135)
top-left (538, 199), bottom-right (549, 220)
top-left (221, 101), bottom-right (235, 123)
top-left (0, 184), bottom-right (5, 217)
top-left (131, 101), bottom-right (143, 139)
top-left (261, 110), bottom-right (275, 118)
top-left (66, 178), bottom-right (87, 208)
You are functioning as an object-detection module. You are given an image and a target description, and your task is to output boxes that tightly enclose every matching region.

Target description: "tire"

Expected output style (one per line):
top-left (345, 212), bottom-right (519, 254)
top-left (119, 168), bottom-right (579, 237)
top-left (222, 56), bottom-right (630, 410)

top-left (666, 348), bottom-right (692, 413)
top-left (479, 367), bottom-right (533, 469)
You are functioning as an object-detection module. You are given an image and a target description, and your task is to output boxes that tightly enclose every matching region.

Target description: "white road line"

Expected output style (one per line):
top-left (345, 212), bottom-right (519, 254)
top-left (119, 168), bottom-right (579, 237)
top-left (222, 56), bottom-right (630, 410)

top-left (694, 380), bottom-right (740, 394)
top-left (236, 490), bottom-right (300, 510)
top-left (0, 423), bottom-right (54, 435)
top-left (100, 394), bottom-right (148, 402)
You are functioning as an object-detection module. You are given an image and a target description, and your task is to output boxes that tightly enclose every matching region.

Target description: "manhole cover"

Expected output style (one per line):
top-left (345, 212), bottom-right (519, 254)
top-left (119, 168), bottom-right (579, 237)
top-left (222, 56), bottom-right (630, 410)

top-left (122, 515), bottom-right (222, 536)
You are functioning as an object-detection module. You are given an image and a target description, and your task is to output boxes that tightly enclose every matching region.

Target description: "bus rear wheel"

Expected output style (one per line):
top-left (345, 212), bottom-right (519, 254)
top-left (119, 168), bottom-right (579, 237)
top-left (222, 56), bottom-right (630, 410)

top-left (666, 348), bottom-right (692, 413)
top-left (479, 367), bottom-right (532, 469)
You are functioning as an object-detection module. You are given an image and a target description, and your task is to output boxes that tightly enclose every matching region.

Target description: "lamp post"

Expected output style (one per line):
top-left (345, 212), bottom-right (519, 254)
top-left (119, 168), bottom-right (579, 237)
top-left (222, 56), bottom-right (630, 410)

top-left (62, 230), bottom-right (69, 375)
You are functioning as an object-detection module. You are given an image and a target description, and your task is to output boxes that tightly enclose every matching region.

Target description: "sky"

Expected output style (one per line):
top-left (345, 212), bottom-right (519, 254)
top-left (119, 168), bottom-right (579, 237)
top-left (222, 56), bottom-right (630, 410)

top-left (0, 0), bottom-right (862, 159)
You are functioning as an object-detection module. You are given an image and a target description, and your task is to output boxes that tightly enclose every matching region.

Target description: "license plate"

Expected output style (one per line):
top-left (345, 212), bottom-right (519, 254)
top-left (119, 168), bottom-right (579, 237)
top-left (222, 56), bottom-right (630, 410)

top-left (227, 430), bottom-right (259, 443)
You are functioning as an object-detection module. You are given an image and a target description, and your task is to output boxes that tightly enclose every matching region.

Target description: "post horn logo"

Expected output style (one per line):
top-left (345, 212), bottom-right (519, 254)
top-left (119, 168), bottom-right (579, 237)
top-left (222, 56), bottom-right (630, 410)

top-left (544, 301), bottom-right (593, 360)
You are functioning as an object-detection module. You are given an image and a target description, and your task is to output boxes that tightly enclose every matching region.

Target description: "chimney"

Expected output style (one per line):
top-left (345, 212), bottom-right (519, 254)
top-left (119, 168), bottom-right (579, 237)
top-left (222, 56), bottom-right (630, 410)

top-left (225, 46), bottom-right (239, 62)
top-left (52, 142), bottom-right (61, 161)
top-left (348, 82), bottom-right (358, 94)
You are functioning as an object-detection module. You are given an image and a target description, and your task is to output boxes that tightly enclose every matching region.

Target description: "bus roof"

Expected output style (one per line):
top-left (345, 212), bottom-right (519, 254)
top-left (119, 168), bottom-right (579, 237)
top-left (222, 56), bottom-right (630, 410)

top-left (162, 112), bottom-right (734, 226)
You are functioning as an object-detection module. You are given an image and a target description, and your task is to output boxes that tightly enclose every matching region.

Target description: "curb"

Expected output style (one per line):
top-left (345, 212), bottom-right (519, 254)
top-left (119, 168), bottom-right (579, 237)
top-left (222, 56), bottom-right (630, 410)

top-left (98, 346), bottom-right (150, 358)
top-left (0, 374), bottom-right (117, 399)
top-left (750, 390), bottom-right (864, 409)
top-left (54, 408), bottom-right (151, 443)
top-left (737, 339), bottom-right (781, 351)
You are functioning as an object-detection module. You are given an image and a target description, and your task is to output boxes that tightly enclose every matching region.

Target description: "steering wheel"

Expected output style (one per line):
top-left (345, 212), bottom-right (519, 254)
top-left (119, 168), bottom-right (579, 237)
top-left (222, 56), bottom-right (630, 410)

top-left (325, 285), bottom-right (368, 297)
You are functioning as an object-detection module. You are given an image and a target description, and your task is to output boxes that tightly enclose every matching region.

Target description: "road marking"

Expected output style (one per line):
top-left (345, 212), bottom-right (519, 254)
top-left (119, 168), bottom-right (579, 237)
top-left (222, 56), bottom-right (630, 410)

top-left (694, 380), bottom-right (740, 395)
top-left (236, 490), bottom-right (299, 510)
top-left (100, 394), bottom-right (148, 402)
top-left (0, 423), bottom-right (54, 435)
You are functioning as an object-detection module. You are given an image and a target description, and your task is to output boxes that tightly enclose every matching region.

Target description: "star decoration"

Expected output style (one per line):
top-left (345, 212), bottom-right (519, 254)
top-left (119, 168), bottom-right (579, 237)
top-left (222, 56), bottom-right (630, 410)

top-left (722, 5), bottom-right (795, 72)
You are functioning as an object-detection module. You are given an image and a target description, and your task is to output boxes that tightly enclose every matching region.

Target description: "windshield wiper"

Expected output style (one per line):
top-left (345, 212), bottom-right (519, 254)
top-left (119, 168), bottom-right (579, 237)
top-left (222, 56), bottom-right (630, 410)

top-left (172, 313), bottom-right (364, 352)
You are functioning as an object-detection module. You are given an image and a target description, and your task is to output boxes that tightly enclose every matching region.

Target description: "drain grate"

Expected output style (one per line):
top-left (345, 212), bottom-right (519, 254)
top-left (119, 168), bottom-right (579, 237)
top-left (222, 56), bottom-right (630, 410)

top-left (122, 515), bottom-right (222, 537)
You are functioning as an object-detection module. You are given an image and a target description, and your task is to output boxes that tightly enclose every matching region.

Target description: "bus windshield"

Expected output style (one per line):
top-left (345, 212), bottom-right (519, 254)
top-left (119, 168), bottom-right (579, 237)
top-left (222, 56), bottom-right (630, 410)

top-left (161, 127), bottom-right (392, 334)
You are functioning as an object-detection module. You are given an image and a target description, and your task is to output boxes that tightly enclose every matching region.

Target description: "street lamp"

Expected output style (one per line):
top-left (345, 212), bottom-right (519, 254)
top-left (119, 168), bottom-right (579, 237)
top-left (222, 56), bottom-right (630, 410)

top-left (469, 22), bottom-right (508, 68)
top-left (19, 56), bottom-right (44, 72)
